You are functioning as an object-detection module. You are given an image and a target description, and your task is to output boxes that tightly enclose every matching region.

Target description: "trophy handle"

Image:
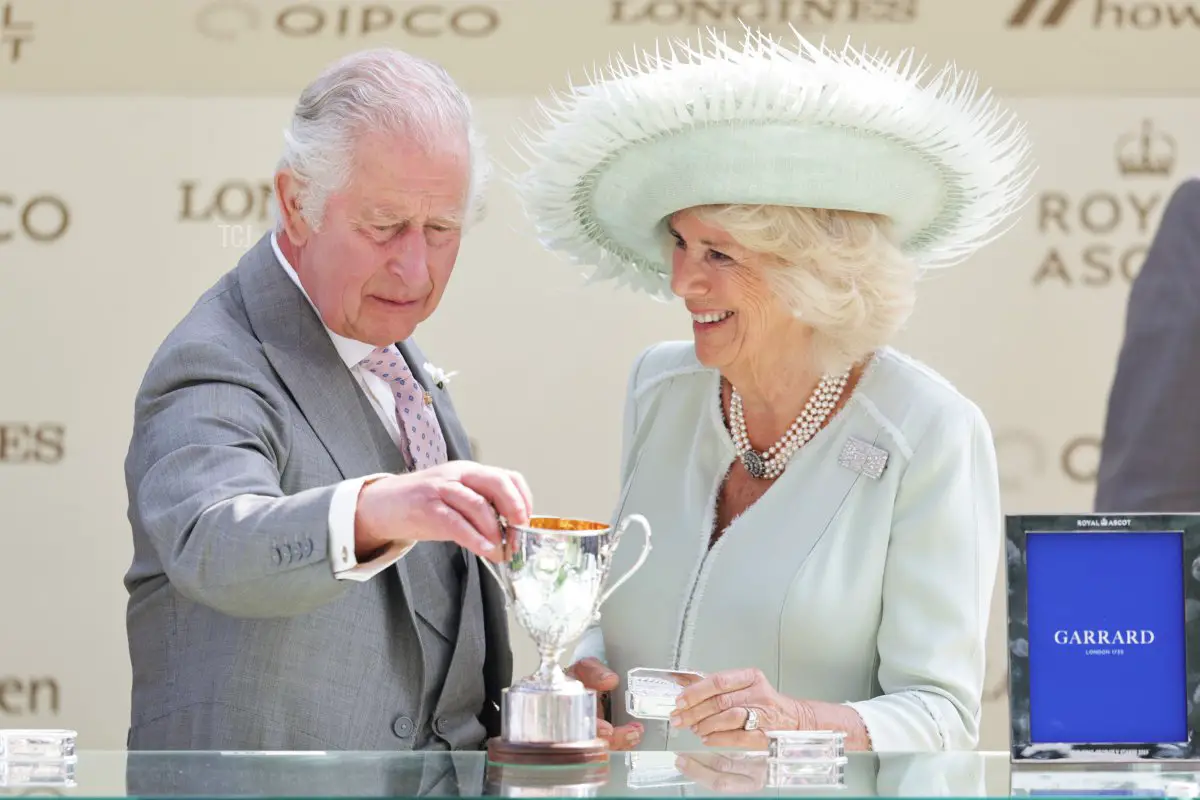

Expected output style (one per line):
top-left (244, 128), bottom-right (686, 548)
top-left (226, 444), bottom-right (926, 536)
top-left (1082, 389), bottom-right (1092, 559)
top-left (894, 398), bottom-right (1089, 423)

top-left (479, 519), bottom-right (515, 607)
top-left (597, 513), bottom-right (652, 608)
top-left (479, 558), bottom-right (514, 608)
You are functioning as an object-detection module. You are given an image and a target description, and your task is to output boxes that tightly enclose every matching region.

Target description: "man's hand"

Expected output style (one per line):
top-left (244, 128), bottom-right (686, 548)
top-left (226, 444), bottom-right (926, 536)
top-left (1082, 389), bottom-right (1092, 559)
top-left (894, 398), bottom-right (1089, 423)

top-left (566, 657), bottom-right (643, 750)
top-left (353, 461), bottom-right (534, 561)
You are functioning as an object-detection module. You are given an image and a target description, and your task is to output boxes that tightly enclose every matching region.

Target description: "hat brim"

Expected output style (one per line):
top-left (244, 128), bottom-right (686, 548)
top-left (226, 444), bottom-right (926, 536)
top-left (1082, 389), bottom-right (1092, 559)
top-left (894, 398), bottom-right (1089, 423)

top-left (514, 28), bottom-right (1035, 297)
top-left (590, 122), bottom-right (952, 282)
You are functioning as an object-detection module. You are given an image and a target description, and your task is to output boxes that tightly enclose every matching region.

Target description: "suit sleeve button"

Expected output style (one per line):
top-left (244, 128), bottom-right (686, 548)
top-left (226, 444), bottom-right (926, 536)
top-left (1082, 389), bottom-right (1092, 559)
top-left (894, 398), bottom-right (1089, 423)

top-left (272, 546), bottom-right (283, 566)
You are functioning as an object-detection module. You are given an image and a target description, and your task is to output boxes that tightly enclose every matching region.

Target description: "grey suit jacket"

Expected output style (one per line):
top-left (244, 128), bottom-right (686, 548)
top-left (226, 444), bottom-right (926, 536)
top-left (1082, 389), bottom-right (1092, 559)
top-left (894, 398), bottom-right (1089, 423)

top-left (1096, 178), bottom-right (1200, 512)
top-left (122, 233), bottom-right (511, 750)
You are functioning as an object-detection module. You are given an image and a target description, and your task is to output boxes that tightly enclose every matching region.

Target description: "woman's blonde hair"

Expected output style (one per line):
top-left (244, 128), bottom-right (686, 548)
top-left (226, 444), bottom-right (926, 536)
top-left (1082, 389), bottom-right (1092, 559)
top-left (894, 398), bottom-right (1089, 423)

top-left (687, 204), bottom-right (919, 375)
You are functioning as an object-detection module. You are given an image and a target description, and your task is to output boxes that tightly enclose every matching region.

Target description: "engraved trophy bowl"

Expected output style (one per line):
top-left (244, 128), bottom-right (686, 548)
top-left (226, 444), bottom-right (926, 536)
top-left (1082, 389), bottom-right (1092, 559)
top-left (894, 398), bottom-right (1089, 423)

top-left (480, 514), bottom-right (652, 765)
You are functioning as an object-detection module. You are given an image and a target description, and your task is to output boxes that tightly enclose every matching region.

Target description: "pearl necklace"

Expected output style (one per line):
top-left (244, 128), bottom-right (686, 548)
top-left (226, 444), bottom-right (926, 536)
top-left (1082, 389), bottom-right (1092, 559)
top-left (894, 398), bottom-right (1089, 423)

top-left (727, 371), bottom-right (850, 480)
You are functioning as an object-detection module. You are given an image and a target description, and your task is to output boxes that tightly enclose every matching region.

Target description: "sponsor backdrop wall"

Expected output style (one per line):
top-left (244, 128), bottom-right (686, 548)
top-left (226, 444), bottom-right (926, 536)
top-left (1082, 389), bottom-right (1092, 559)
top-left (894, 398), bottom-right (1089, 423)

top-left (1, 0), bottom-right (1196, 756)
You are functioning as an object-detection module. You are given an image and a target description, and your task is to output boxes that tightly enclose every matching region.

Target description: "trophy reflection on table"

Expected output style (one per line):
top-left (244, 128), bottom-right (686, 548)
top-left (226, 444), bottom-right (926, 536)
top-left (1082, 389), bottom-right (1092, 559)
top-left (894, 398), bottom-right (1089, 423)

top-left (480, 514), bottom-right (651, 767)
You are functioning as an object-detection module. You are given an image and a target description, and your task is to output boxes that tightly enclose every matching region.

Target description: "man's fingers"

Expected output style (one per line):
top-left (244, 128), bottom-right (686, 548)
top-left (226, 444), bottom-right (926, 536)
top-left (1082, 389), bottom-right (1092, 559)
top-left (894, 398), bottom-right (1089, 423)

top-left (506, 470), bottom-right (534, 522)
top-left (439, 482), bottom-right (504, 550)
top-left (597, 719), bottom-right (614, 738)
top-left (432, 492), bottom-right (501, 560)
top-left (458, 466), bottom-right (530, 527)
top-left (569, 657), bottom-right (620, 692)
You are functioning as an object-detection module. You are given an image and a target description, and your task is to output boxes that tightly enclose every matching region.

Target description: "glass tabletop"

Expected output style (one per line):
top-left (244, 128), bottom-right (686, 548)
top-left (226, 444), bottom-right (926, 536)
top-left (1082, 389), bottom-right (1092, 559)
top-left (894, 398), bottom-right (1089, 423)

top-left (6, 750), bottom-right (1200, 798)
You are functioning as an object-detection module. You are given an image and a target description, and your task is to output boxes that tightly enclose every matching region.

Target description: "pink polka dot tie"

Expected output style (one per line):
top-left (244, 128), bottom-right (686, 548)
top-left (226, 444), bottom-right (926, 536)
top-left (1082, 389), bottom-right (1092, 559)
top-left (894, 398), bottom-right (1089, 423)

top-left (360, 345), bottom-right (448, 471)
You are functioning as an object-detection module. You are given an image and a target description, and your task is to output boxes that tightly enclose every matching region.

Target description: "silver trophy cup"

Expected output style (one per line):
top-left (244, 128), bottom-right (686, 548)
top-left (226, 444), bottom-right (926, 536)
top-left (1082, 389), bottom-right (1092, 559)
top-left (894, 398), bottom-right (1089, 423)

top-left (481, 514), bottom-right (652, 765)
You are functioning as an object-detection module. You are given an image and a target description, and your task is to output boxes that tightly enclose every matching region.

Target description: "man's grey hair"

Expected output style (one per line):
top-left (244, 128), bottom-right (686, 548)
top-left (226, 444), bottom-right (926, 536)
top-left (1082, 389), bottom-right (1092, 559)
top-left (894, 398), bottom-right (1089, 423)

top-left (275, 48), bottom-right (489, 230)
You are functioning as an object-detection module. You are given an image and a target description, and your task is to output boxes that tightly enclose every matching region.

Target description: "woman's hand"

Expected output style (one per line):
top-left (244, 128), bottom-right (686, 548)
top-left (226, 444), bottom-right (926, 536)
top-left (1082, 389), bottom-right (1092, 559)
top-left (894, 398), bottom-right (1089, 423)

top-left (674, 752), bottom-right (768, 794)
top-left (565, 657), bottom-right (643, 750)
top-left (669, 667), bottom-right (814, 748)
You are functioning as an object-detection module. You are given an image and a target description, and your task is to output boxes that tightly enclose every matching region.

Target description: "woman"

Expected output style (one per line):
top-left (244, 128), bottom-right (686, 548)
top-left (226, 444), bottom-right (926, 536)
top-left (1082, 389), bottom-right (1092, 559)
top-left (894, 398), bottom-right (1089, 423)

top-left (515, 30), bottom-right (1033, 753)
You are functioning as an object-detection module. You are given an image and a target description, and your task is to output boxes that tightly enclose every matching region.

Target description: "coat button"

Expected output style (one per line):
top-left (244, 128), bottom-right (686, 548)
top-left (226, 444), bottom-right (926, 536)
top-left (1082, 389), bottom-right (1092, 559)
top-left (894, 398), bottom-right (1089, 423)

top-left (392, 715), bottom-right (414, 738)
top-left (433, 717), bottom-right (449, 735)
top-left (303, 538), bottom-right (314, 557)
top-left (271, 547), bottom-right (283, 565)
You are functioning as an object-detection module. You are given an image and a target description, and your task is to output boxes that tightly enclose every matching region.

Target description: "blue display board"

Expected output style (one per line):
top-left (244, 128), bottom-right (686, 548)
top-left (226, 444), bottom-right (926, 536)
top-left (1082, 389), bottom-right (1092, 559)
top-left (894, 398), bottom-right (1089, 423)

top-left (1006, 515), bottom-right (1200, 762)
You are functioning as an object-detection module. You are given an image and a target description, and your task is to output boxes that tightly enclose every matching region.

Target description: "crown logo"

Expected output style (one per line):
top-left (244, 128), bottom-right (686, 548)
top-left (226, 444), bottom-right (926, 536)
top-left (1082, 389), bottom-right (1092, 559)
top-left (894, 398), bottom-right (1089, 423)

top-left (1115, 120), bottom-right (1177, 178)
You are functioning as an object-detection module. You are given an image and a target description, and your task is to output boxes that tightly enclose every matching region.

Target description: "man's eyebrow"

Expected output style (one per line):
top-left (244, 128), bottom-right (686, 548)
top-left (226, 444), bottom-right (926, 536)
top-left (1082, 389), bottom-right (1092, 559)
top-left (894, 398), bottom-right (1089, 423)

top-left (361, 208), bottom-right (463, 227)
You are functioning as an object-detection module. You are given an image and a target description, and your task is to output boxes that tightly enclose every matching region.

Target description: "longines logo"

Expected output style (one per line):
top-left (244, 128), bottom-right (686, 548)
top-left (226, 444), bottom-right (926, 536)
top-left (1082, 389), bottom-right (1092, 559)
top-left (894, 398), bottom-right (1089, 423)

top-left (1032, 120), bottom-right (1176, 289)
top-left (0, 194), bottom-right (70, 244)
top-left (0, 3), bottom-right (33, 63)
top-left (0, 423), bottom-right (65, 464)
top-left (610, 0), bottom-right (917, 25)
top-left (195, 2), bottom-right (501, 41)
top-left (180, 180), bottom-right (275, 248)
top-left (0, 675), bottom-right (59, 715)
top-left (180, 180), bottom-right (273, 224)
top-left (1009, 0), bottom-right (1200, 28)
top-left (1054, 628), bottom-right (1154, 656)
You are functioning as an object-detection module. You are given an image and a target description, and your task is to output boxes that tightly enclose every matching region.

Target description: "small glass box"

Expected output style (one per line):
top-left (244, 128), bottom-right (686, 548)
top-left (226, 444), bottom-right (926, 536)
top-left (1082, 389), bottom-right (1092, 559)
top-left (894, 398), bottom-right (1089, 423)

top-left (624, 667), bottom-right (706, 721)
top-left (767, 757), bottom-right (847, 789)
top-left (0, 758), bottom-right (77, 788)
top-left (0, 729), bottom-right (77, 762)
top-left (766, 729), bottom-right (846, 761)
top-left (625, 752), bottom-right (689, 788)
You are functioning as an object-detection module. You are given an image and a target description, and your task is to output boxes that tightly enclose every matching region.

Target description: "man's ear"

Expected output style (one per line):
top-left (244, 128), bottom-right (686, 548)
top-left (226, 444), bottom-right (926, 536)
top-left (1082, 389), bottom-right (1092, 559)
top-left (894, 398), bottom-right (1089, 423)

top-left (275, 170), bottom-right (312, 246)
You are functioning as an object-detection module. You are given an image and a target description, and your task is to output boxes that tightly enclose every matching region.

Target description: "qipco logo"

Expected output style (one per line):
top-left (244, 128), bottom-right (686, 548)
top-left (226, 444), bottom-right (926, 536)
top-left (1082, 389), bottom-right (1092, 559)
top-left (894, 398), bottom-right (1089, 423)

top-left (275, 4), bottom-right (501, 38)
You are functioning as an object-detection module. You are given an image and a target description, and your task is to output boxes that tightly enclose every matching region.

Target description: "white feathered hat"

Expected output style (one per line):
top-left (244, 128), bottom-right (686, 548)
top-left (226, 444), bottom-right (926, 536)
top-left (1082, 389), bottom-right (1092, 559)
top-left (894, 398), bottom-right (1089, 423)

top-left (513, 27), bottom-right (1035, 298)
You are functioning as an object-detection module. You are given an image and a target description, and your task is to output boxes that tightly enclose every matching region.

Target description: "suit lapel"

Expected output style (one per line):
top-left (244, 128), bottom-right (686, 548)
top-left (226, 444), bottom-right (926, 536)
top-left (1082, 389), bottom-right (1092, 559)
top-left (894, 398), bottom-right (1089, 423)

top-left (239, 234), bottom-right (406, 481)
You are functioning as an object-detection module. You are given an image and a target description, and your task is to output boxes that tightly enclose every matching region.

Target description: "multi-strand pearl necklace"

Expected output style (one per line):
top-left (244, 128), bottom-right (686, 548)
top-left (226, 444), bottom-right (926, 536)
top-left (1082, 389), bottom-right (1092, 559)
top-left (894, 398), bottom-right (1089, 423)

top-left (727, 371), bottom-right (850, 480)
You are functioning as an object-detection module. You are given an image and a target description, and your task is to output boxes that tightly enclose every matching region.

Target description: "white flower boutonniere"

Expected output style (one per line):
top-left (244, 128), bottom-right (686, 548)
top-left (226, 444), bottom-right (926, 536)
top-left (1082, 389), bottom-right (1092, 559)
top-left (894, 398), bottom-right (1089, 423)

top-left (423, 362), bottom-right (458, 391)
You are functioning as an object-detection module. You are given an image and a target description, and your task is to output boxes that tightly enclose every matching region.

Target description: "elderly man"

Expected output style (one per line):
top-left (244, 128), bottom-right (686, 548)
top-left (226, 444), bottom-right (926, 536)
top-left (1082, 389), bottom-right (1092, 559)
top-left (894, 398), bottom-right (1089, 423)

top-left (122, 48), bottom-right (531, 752)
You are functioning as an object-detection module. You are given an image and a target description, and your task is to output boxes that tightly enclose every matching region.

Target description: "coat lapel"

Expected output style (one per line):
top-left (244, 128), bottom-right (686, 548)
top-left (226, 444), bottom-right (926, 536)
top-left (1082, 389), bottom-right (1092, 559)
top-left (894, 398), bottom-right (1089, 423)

top-left (239, 234), bottom-right (407, 481)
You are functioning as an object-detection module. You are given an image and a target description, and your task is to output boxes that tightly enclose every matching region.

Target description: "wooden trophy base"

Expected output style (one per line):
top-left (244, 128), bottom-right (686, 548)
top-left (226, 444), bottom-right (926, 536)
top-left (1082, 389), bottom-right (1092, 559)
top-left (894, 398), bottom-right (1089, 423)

top-left (486, 736), bottom-right (611, 766)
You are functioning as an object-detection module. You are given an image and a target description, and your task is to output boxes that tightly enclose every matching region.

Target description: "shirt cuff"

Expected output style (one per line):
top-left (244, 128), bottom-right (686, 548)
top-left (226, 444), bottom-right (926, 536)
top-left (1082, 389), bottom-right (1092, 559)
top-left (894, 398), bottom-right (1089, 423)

top-left (571, 625), bottom-right (608, 666)
top-left (328, 473), bottom-right (414, 582)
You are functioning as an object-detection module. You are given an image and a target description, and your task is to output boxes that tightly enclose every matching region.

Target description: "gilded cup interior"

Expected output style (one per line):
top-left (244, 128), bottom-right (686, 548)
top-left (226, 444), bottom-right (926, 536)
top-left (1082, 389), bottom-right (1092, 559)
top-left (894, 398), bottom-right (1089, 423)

top-left (519, 516), bottom-right (610, 535)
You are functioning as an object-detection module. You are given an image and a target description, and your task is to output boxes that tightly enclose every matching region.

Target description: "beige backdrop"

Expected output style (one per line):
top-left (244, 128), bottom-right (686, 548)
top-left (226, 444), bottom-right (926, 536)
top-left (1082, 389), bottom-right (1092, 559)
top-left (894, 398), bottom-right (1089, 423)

top-left (1, 0), bottom-right (1196, 757)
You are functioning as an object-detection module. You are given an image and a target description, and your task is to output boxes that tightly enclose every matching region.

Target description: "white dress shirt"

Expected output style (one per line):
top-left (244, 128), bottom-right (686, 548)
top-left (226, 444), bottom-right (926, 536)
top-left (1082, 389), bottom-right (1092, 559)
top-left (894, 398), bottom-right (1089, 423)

top-left (270, 232), bottom-right (413, 581)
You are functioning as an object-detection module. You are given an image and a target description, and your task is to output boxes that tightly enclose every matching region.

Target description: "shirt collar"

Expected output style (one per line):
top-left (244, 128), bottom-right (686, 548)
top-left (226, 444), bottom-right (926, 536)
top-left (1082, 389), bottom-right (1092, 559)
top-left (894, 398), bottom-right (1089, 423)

top-left (271, 231), bottom-right (377, 370)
